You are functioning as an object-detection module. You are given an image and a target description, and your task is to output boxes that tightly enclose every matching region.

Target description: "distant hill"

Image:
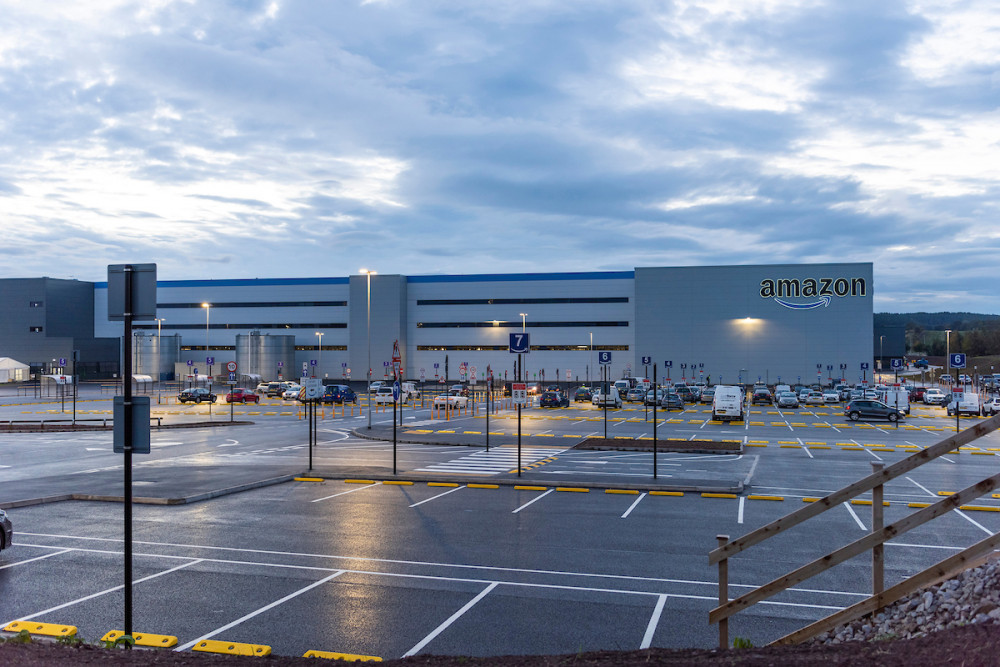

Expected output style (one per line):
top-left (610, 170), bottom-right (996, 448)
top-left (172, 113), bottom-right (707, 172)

top-left (875, 312), bottom-right (1000, 330)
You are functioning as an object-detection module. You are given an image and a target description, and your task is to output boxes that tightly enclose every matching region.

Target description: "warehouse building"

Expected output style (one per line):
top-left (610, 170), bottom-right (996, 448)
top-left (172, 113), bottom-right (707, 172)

top-left (2, 262), bottom-right (874, 386)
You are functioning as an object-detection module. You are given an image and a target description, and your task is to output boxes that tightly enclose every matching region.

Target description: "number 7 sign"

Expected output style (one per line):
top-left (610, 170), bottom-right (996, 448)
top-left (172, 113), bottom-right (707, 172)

top-left (509, 333), bottom-right (530, 354)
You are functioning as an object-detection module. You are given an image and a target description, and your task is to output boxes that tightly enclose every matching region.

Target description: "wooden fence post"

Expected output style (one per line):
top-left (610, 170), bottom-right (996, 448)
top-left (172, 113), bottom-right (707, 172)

top-left (871, 462), bottom-right (885, 603)
top-left (717, 534), bottom-right (730, 649)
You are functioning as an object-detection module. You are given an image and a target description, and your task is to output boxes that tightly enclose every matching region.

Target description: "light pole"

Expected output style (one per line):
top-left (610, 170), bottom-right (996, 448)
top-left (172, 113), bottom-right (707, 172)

top-left (362, 269), bottom-right (376, 429)
top-left (879, 335), bottom-right (884, 380)
top-left (520, 313), bottom-right (527, 384)
top-left (589, 331), bottom-right (593, 385)
top-left (315, 331), bottom-right (324, 378)
top-left (201, 303), bottom-right (210, 392)
top-left (945, 329), bottom-right (952, 384)
top-left (155, 318), bottom-right (165, 403)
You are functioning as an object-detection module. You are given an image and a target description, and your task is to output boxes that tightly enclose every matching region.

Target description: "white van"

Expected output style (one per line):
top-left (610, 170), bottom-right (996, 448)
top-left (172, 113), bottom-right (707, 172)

top-left (712, 385), bottom-right (744, 422)
top-left (876, 386), bottom-right (910, 415)
top-left (947, 391), bottom-right (981, 417)
top-left (400, 382), bottom-right (420, 401)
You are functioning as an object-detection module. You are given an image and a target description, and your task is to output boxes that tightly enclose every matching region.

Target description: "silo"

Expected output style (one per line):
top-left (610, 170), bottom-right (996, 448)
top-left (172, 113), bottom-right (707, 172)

top-left (236, 332), bottom-right (296, 382)
top-left (131, 332), bottom-right (182, 380)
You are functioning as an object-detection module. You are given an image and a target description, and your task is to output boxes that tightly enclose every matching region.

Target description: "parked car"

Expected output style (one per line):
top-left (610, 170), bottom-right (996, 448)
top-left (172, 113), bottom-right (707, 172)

top-left (750, 388), bottom-right (772, 405)
top-left (0, 507), bottom-right (11, 552)
top-left (699, 387), bottom-right (715, 404)
top-left (574, 386), bottom-right (593, 402)
top-left (946, 392), bottom-right (981, 417)
top-left (909, 386), bottom-right (927, 403)
top-left (776, 391), bottom-right (799, 409)
top-left (282, 384), bottom-right (303, 400)
top-left (660, 392), bottom-right (685, 410)
top-left (844, 399), bottom-right (905, 422)
top-left (924, 388), bottom-right (947, 405)
top-left (433, 390), bottom-right (469, 409)
top-left (226, 387), bottom-right (260, 404)
top-left (644, 389), bottom-right (665, 406)
top-left (804, 391), bottom-right (825, 405)
top-left (540, 391), bottom-right (569, 408)
top-left (450, 384), bottom-right (470, 397)
top-left (373, 386), bottom-right (397, 405)
top-left (626, 387), bottom-right (646, 403)
top-left (913, 359), bottom-right (930, 369)
top-left (712, 385), bottom-right (744, 422)
top-left (939, 375), bottom-right (954, 385)
top-left (822, 389), bottom-right (840, 403)
top-left (592, 386), bottom-right (622, 408)
top-left (982, 397), bottom-right (1000, 416)
top-left (255, 382), bottom-right (270, 394)
top-left (178, 387), bottom-right (217, 404)
top-left (320, 384), bottom-right (358, 404)
top-left (265, 382), bottom-right (287, 397)
top-left (675, 385), bottom-right (696, 403)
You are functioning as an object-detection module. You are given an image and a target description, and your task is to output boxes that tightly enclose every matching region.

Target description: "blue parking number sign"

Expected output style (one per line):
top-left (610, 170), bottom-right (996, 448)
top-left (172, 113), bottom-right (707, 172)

top-left (598, 351), bottom-right (612, 364)
top-left (641, 356), bottom-right (651, 365)
top-left (664, 360), bottom-right (672, 368)
top-left (890, 358), bottom-right (903, 369)
top-left (509, 333), bottom-right (530, 354)
top-left (861, 362), bottom-right (869, 370)
top-left (951, 353), bottom-right (966, 369)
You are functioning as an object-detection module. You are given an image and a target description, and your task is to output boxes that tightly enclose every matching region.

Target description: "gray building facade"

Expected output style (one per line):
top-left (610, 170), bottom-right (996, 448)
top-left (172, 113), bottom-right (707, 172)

top-left (635, 263), bottom-right (874, 386)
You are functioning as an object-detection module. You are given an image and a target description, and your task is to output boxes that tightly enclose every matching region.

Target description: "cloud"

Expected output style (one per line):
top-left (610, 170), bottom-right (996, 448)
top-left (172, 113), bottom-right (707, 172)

top-left (0, 0), bottom-right (996, 311)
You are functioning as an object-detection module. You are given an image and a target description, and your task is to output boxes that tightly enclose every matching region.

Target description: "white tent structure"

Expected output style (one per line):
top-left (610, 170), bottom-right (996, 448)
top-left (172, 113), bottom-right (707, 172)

top-left (0, 357), bottom-right (29, 382)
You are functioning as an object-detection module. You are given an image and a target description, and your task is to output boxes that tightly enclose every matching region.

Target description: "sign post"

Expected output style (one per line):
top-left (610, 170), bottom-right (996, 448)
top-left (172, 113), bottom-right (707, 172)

top-left (510, 334), bottom-right (530, 477)
top-left (599, 352), bottom-right (612, 439)
top-left (108, 263), bottom-right (157, 640)
top-left (512, 381), bottom-right (526, 476)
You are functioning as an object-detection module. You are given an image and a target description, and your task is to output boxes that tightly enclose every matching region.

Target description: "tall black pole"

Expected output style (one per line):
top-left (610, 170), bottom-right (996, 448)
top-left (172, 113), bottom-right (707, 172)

top-left (393, 391), bottom-right (398, 475)
top-left (517, 355), bottom-right (522, 477)
top-left (603, 365), bottom-right (608, 439)
top-left (123, 266), bottom-right (134, 638)
top-left (653, 364), bottom-right (658, 479)
top-left (486, 377), bottom-right (490, 452)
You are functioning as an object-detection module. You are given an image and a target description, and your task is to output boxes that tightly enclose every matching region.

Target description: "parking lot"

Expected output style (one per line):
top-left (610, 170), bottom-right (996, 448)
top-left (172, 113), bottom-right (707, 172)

top-left (2, 383), bottom-right (1000, 659)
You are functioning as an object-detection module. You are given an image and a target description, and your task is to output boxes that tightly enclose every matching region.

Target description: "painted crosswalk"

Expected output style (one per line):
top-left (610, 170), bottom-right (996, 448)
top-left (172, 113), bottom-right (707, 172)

top-left (415, 446), bottom-right (565, 475)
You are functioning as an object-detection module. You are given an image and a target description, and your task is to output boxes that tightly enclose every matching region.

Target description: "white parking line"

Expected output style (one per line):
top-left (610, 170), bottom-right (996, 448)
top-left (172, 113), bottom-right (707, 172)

top-left (797, 438), bottom-right (814, 459)
top-left (3, 558), bottom-right (203, 627)
top-left (844, 502), bottom-right (867, 530)
top-left (906, 476), bottom-right (993, 536)
top-left (311, 483), bottom-right (378, 502)
top-left (737, 496), bottom-right (745, 524)
top-left (175, 570), bottom-right (346, 652)
top-left (640, 594), bottom-right (667, 649)
top-left (621, 493), bottom-right (647, 519)
top-left (512, 489), bottom-right (554, 513)
top-left (403, 582), bottom-right (499, 657)
top-left (0, 548), bottom-right (73, 571)
top-left (410, 486), bottom-right (466, 507)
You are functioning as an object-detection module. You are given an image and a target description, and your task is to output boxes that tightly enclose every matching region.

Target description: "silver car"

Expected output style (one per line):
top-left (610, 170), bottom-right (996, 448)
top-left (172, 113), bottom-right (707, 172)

top-left (1, 508), bottom-right (11, 552)
top-left (776, 391), bottom-right (799, 409)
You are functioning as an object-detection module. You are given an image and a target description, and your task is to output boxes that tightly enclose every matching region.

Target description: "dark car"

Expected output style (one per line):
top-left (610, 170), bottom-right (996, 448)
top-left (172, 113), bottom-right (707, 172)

top-left (909, 386), bottom-right (927, 403)
top-left (750, 388), bottom-right (773, 405)
top-left (0, 507), bottom-right (11, 552)
top-left (844, 399), bottom-right (904, 423)
top-left (177, 387), bottom-right (217, 404)
top-left (660, 392), bottom-right (685, 410)
top-left (539, 391), bottom-right (569, 408)
top-left (320, 384), bottom-right (358, 404)
top-left (265, 381), bottom-right (285, 397)
top-left (913, 359), bottom-right (930, 369)
top-left (225, 387), bottom-right (260, 404)
top-left (574, 386), bottom-right (593, 402)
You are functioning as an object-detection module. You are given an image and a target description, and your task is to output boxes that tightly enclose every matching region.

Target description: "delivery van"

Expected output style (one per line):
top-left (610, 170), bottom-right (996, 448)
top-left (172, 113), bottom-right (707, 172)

top-left (712, 385), bottom-right (745, 422)
top-left (876, 386), bottom-right (910, 415)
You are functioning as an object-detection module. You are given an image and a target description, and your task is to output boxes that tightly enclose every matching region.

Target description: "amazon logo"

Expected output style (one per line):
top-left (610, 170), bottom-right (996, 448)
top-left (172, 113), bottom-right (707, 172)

top-left (759, 277), bottom-right (866, 310)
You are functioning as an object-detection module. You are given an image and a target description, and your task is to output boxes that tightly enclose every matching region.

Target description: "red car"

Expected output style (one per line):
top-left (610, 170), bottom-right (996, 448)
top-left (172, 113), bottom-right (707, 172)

top-left (226, 388), bottom-right (260, 404)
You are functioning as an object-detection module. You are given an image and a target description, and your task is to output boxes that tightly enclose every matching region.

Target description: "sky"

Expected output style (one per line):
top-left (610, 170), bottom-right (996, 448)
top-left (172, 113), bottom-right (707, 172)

top-left (1, 0), bottom-right (998, 313)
